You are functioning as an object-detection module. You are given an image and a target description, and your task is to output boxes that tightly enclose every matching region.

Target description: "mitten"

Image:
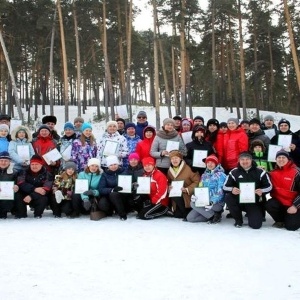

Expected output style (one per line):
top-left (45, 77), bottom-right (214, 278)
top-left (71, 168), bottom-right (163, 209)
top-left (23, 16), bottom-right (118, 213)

top-left (83, 190), bottom-right (95, 196)
top-left (113, 186), bottom-right (123, 192)
top-left (55, 190), bottom-right (64, 204)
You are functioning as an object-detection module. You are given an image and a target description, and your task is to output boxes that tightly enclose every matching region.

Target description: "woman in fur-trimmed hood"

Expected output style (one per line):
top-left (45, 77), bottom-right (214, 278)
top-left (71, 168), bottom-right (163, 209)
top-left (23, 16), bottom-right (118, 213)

top-left (8, 125), bottom-right (35, 171)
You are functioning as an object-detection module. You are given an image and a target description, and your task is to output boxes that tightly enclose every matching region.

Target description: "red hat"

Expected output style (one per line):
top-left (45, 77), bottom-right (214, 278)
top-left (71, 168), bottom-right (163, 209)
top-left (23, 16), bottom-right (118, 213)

top-left (205, 154), bottom-right (219, 165)
top-left (30, 155), bottom-right (44, 165)
top-left (128, 152), bottom-right (140, 161)
top-left (142, 157), bottom-right (155, 167)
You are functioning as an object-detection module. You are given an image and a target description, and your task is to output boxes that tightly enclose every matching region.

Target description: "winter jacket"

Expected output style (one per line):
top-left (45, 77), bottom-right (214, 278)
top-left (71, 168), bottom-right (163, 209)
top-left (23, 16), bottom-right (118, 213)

top-left (71, 137), bottom-right (97, 172)
top-left (77, 170), bottom-right (102, 201)
top-left (223, 161), bottom-right (272, 203)
top-left (17, 166), bottom-right (53, 195)
top-left (0, 167), bottom-right (18, 183)
top-left (269, 160), bottom-right (300, 208)
top-left (97, 131), bottom-right (129, 168)
top-left (219, 127), bottom-right (249, 171)
top-left (200, 164), bottom-right (227, 204)
top-left (135, 126), bottom-right (156, 161)
top-left (150, 129), bottom-right (187, 169)
top-left (248, 129), bottom-right (270, 149)
top-left (136, 121), bottom-right (149, 140)
top-left (251, 151), bottom-right (273, 172)
top-left (8, 126), bottom-right (35, 171)
top-left (53, 171), bottom-right (77, 200)
top-left (0, 137), bottom-right (9, 152)
top-left (59, 133), bottom-right (77, 170)
top-left (167, 160), bottom-right (200, 208)
top-left (122, 134), bottom-right (141, 169)
top-left (124, 163), bottom-right (144, 183)
top-left (98, 167), bottom-right (125, 195)
top-left (33, 130), bottom-right (60, 142)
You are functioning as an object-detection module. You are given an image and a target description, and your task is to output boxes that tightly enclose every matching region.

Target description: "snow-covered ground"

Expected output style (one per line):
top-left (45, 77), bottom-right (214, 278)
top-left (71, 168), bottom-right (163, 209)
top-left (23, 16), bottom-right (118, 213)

top-left (2, 105), bottom-right (300, 300)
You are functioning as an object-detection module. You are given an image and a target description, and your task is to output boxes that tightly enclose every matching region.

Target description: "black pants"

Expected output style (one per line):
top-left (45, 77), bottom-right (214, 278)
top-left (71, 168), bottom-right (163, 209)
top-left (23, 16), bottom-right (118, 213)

top-left (225, 193), bottom-right (263, 229)
top-left (49, 194), bottom-right (73, 217)
top-left (171, 196), bottom-right (191, 218)
top-left (266, 198), bottom-right (300, 231)
top-left (108, 192), bottom-right (129, 218)
top-left (137, 196), bottom-right (169, 220)
top-left (15, 192), bottom-right (49, 218)
top-left (97, 196), bottom-right (113, 215)
top-left (0, 192), bottom-right (21, 218)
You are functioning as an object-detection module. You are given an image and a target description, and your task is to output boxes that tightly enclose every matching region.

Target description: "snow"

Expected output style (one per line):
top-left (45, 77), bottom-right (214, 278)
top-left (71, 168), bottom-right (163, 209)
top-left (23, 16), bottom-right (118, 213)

top-left (3, 105), bottom-right (300, 300)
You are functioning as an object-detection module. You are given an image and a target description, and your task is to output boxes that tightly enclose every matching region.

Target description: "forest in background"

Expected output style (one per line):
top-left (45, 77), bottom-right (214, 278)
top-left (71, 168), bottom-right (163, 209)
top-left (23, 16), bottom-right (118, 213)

top-left (0, 0), bottom-right (300, 127)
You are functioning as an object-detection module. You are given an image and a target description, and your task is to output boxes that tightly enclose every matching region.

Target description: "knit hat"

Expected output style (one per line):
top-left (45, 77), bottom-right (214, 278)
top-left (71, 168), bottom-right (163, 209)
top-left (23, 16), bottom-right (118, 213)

top-left (207, 118), bottom-right (220, 128)
top-left (193, 116), bottom-right (204, 123)
top-left (0, 124), bottom-right (9, 132)
top-left (0, 151), bottom-right (11, 160)
top-left (106, 155), bottom-right (120, 167)
top-left (250, 139), bottom-right (266, 152)
top-left (42, 115), bottom-right (57, 124)
top-left (163, 118), bottom-right (175, 127)
top-left (227, 118), bottom-right (239, 125)
top-left (276, 149), bottom-right (290, 160)
top-left (128, 152), bottom-right (140, 161)
top-left (264, 115), bottom-right (274, 122)
top-left (205, 154), bottom-right (218, 165)
top-left (106, 121), bottom-right (118, 129)
top-left (87, 158), bottom-right (101, 167)
top-left (64, 161), bottom-right (77, 170)
top-left (240, 120), bottom-right (249, 125)
top-left (38, 124), bottom-right (51, 133)
top-left (81, 122), bottom-right (92, 132)
top-left (278, 119), bottom-right (290, 129)
top-left (219, 122), bottom-right (228, 128)
top-left (74, 116), bottom-right (84, 124)
top-left (239, 151), bottom-right (252, 159)
top-left (142, 157), bottom-right (155, 167)
top-left (30, 155), bottom-right (44, 165)
top-left (249, 118), bottom-right (261, 126)
top-left (0, 114), bottom-right (11, 121)
top-left (137, 111), bottom-right (147, 118)
top-left (173, 115), bottom-right (182, 121)
top-left (125, 122), bottom-right (136, 130)
top-left (64, 122), bottom-right (75, 131)
top-left (116, 118), bottom-right (126, 126)
top-left (169, 150), bottom-right (183, 160)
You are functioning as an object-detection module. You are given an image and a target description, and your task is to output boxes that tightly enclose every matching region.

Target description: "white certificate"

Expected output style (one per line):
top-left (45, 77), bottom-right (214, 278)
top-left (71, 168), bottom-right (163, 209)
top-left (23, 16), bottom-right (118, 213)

top-left (9, 119), bottom-right (22, 134)
top-left (267, 145), bottom-right (283, 162)
top-left (118, 175), bottom-right (132, 193)
top-left (192, 150), bottom-right (208, 168)
top-left (194, 187), bottom-right (210, 207)
top-left (263, 129), bottom-right (276, 140)
top-left (0, 181), bottom-right (15, 200)
top-left (169, 180), bottom-right (184, 197)
top-left (181, 131), bottom-right (193, 145)
top-left (239, 182), bottom-right (256, 204)
top-left (136, 176), bottom-right (151, 194)
top-left (75, 179), bottom-right (89, 194)
top-left (42, 148), bottom-right (62, 165)
top-left (166, 140), bottom-right (179, 153)
top-left (277, 135), bottom-right (292, 152)
top-left (115, 105), bottom-right (129, 119)
top-left (103, 140), bottom-right (119, 156)
top-left (61, 145), bottom-right (72, 161)
top-left (17, 145), bottom-right (30, 161)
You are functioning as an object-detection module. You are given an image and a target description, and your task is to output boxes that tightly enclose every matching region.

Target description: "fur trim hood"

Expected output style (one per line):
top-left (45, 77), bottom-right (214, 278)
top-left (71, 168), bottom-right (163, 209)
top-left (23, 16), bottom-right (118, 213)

top-left (11, 125), bottom-right (32, 142)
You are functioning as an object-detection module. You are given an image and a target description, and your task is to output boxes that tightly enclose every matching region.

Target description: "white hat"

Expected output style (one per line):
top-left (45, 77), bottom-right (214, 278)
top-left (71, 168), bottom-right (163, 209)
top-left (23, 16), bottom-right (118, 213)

top-left (106, 121), bottom-right (118, 129)
top-left (106, 155), bottom-right (120, 167)
top-left (87, 158), bottom-right (101, 167)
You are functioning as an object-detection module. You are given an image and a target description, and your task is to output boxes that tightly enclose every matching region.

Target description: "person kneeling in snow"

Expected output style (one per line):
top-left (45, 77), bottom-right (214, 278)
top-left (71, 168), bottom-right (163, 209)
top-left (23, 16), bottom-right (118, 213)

top-left (135, 157), bottom-right (169, 220)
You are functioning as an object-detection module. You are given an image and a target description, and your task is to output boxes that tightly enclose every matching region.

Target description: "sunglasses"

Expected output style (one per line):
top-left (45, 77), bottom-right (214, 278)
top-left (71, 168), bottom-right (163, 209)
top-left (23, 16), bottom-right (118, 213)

top-left (137, 116), bottom-right (146, 119)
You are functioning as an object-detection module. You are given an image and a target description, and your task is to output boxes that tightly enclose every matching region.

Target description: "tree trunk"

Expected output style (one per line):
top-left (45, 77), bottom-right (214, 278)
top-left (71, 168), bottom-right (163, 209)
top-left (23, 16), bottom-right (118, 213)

top-left (179, 0), bottom-right (186, 117)
top-left (49, 9), bottom-right (56, 116)
top-left (211, 0), bottom-right (216, 118)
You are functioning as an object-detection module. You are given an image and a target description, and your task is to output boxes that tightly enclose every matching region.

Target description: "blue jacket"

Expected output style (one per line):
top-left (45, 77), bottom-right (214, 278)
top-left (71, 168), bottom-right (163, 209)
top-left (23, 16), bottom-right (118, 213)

top-left (0, 137), bottom-right (9, 152)
top-left (98, 167), bottom-right (125, 195)
top-left (78, 171), bottom-right (102, 201)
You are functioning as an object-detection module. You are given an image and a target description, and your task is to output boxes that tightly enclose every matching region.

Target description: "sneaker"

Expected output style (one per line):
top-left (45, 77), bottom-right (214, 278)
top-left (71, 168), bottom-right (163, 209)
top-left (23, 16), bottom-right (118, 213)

top-left (234, 220), bottom-right (243, 228)
top-left (120, 215), bottom-right (127, 221)
top-left (55, 190), bottom-right (64, 204)
top-left (272, 222), bottom-right (284, 228)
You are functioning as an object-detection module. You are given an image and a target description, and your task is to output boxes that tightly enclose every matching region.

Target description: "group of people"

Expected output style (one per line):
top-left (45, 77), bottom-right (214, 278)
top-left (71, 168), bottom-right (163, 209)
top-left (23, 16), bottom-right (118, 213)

top-left (0, 111), bottom-right (299, 231)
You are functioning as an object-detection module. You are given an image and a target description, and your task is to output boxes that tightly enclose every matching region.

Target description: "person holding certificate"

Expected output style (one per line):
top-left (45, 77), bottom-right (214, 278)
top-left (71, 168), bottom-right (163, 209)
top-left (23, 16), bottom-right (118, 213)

top-left (223, 152), bottom-right (272, 228)
top-left (0, 152), bottom-right (21, 219)
top-left (167, 150), bottom-right (199, 220)
top-left (134, 157), bottom-right (169, 220)
top-left (98, 155), bottom-right (129, 220)
top-left (71, 158), bottom-right (103, 218)
top-left (8, 125), bottom-right (35, 172)
top-left (150, 118), bottom-right (186, 175)
top-left (186, 154), bottom-right (226, 224)
top-left (15, 155), bottom-right (53, 218)
top-left (270, 119), bottom-right (300, 167)
top-left (266, 150), bottom-right (300, 231)
top-left (71, 123), bottom-right (97, 172)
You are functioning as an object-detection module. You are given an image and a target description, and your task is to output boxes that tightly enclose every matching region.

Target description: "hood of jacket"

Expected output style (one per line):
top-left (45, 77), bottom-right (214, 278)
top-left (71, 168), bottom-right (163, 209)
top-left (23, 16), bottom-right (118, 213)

top-left (11, 125), bottom-right (32, 142)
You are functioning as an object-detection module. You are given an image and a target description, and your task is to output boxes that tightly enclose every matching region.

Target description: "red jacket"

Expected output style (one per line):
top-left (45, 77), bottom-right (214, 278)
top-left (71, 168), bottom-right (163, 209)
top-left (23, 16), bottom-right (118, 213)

top-left (135, 126), bottom-right (156, 161)
top-left (220, 127), bottom-right (248, 170)
top-left (269, 161), bottom-right (300, 207)
top-left (144, 168), bottom-right (169, 206)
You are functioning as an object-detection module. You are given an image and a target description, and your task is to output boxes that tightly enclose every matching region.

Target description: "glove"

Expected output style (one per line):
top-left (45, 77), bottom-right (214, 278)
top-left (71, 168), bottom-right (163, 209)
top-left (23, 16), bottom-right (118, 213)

top-left (83, 200), bottom-right (91, 211)
top-left (191, 195), bottom-right (198, 202)
top-left (132, 182), bottom-right (139, 191)
top-left (113, 186), bottom-right (123, 192)
top-left (83, 190), bottom-right (95, 196)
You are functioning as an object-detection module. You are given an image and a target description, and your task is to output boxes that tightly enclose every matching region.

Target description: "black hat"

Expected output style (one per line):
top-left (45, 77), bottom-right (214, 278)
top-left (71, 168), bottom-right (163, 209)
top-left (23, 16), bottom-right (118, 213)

top-left (240, 120), bottom-right (249, 125)
top-left (207, 118), bottom-right (220, 128)
top-left (278, 119), bottom-right (290, 129)
top-left (275, 149), bottom-right (290, 160)
top-left (219, 122), bottom-right (228, 128)
top-left (42, 115), bottom-right (57, 124)
top-left (0, 151), bottom-right (11, 160)
top-left (173, 115), bottom-right (182, 121)
top-left (193, 116), bottom-right (204, 123)
top-left (116, 118), bottom-right (126, 126)
top-left (249, 118), bottom-right (261, 126)
top-left (0, 114), bottom-right (11, 121)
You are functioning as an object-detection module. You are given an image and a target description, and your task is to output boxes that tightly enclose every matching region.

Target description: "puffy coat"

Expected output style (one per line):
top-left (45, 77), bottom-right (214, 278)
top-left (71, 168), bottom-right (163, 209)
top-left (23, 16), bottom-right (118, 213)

top-left (135, 126), bottom-right (156, 161)
top-left (98, 167), bottom-right (125, 195)
top-left (77, 170), bottom-right (102, 201)
top-left (59, 133), bottom-right (77, 170)
top-left (122, 134), bottom-right (141, 169)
